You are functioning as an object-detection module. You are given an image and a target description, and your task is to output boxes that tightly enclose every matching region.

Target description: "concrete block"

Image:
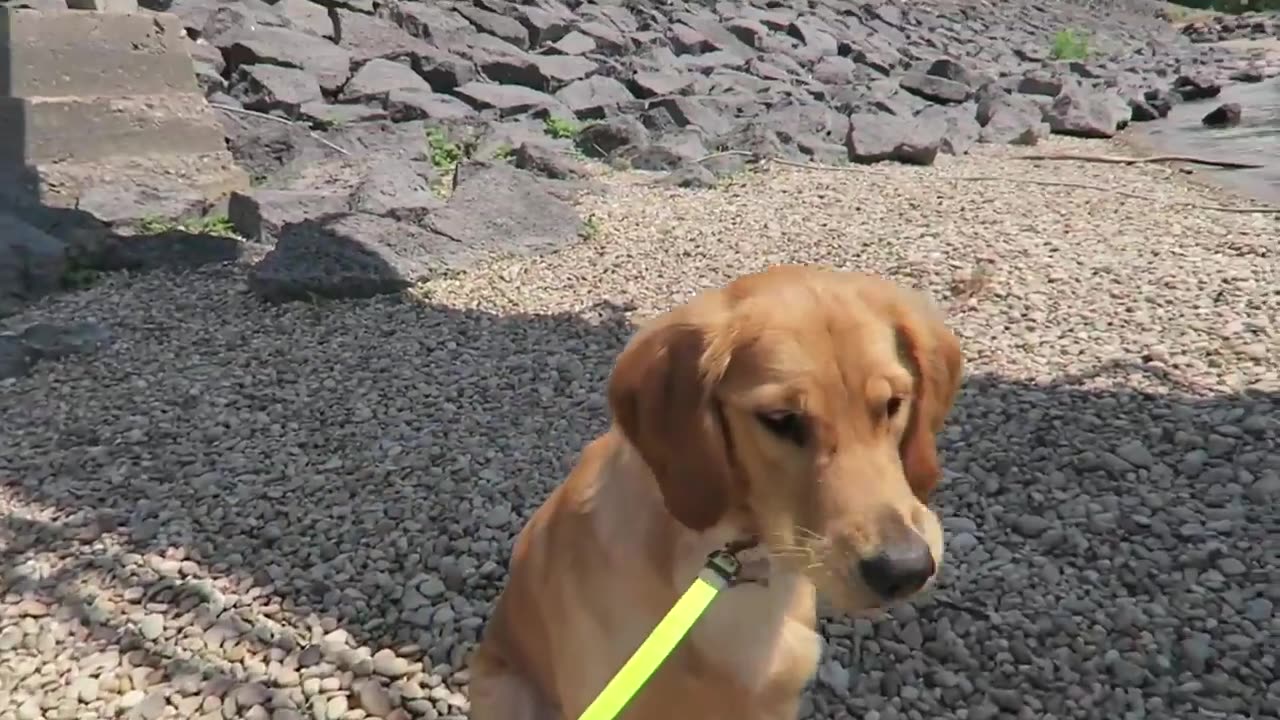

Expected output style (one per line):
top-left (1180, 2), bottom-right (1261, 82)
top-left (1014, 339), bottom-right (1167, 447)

top-left (0, 94), bottom-right (228, 165)
top-left (0, 151), bottom-right (251, 225)
top-left (0, 8), bottom-right (198, 97)
top-left (66, 0), bottom-right (139, 11)
top-left (3, 0), bottom-right (70, 11)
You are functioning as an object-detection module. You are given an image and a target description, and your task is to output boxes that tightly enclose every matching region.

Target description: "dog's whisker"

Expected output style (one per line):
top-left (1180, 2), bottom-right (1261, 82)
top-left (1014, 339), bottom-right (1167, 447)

top-left (793, 526), bottom-right (830, 545)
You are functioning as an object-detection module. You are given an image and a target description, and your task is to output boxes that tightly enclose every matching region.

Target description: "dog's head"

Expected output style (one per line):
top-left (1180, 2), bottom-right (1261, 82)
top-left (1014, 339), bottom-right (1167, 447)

top-left (607, 265), bottom-right (964, 613)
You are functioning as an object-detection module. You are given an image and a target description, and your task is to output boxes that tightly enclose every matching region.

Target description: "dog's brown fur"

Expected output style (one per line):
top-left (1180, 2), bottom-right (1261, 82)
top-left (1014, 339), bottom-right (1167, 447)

top-left (469, 265), bottom-right (964, 720)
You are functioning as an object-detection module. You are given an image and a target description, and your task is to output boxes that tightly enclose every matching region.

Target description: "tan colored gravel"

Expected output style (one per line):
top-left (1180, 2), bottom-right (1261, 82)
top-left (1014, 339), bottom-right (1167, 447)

top-left (2, 136), bottom-right (1276, 720)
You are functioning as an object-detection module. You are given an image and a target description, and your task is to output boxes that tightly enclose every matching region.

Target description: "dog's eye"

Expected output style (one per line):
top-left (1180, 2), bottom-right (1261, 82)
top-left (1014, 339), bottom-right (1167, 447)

top-left (886, 396), bottom-right (904, 418)
top-left (756, 410), bottom-right (808, 446)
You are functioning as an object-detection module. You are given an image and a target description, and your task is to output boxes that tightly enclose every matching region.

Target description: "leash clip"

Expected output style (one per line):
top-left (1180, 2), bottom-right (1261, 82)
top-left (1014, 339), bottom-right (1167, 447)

top-left (704, 536), bottom-right (768, 588)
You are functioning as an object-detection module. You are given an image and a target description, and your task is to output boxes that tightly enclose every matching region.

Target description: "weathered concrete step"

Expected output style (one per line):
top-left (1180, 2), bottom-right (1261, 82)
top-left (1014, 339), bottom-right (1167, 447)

top-left (0, 8), bottom-right (198, 97)
top-left (0, 93), bottom-right (228, 165)
top-left (0, 151), bottom-right (251, 225)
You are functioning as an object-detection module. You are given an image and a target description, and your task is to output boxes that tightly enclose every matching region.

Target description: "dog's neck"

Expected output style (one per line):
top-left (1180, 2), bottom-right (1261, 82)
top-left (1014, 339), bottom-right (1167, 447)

top-left (588, 430), bottom-right (757, 591)
top-left (586, 430), bottom-right (825, 694)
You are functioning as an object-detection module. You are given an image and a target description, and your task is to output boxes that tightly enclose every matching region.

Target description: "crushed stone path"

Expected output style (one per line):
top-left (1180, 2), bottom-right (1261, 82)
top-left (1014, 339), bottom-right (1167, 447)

top-left (2, 137), bottom-right (1276, 720)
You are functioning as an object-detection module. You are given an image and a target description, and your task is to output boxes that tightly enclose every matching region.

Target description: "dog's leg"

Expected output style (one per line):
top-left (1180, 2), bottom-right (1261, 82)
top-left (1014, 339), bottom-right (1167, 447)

top-left (751, 697), bottom-right (803, 720)
top-left (469, 656), bottom-right (560, 720)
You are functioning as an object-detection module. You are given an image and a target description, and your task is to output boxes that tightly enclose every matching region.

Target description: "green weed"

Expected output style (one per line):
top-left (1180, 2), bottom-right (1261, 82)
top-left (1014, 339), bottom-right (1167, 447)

top-left (543, 116), bottom-right (581, 140)
top-left (1049, 28), bottom-right (1090, 60)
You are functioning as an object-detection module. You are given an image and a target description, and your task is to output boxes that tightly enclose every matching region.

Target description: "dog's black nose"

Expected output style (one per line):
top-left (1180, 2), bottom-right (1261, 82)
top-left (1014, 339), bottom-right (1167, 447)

top-left (859, 536), bottom-right (936, 600)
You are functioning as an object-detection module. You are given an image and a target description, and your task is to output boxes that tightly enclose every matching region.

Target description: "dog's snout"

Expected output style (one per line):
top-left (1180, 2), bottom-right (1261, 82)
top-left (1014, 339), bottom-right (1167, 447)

top-left (858, 534), bottom-right (936, 600)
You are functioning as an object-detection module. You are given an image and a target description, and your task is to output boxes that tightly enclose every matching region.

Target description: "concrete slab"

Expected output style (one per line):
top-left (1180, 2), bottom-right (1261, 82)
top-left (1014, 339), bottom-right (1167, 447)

top-left (67, 0), bottom-right (141, 11)
top-left (0, 151), bottom-right (251, 224)
top-left (0, 8), bottom-right (198, 97)
top-left (0, 94), bottom-right (228, 165)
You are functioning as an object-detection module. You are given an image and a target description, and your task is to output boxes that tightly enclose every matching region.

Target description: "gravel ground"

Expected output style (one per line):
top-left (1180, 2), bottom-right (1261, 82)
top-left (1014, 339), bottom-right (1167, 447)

top-left (2, 137), bottom-right (1277, 720)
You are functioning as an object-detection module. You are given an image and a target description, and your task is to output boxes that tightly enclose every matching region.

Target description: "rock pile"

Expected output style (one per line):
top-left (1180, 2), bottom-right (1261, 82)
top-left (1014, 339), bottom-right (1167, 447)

top-left (4, 0), bottom-right (1279, 319)
top-left (1180, 10), bottom-right (1280, 44)
top-left (168, 0), bottom-right (1271, 298)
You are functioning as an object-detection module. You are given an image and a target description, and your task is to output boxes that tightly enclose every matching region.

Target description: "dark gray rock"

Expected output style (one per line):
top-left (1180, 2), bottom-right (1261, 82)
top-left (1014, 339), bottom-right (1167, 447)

top-left (512, 143), bottom-right (588, 181)
top-left (1016, 70), bottom-right (1071, 97)
top-left (319, 120), bottom-right (435, 163)
top-left (332, 8), bottom-right (433, 64)
top-left (452, 82), bottom-right (567, 118)
top-left (220, 27), bottom-right (354, 93)
top-left (277, 0), bottom-right (333, 38)
top-left (839, 77), bottom-right (929, 117)
top-left (921, 57), bottom-right (981, 89)
top-left (628, 70), bottom-right (696, 99)
top-left (1202, 102), bottom-right (1242, 128)
top-left (811, 55), bottom-right (867, 86)
top-left (917, 104), bottom-right (980, 156)
top-left (1125, 89), bottom-right (1163, 122)
top-left (554, 76), bottom-right (637, 120)
top-left (455, 4), bottom-right (530, 49)
top-left (530, 54), bottom-right (599, 90)
top-left (893, 112), bottom-right (947, 166)
top-left (1228, 66), bottom-right (1266, 83)
top-left (1143, 87), bottom-right (1178, 118)
top-left (200, 0), bottom-right (294, 46)
top-left (220, 117), bottom-right (318, 185)
top-left (1044, 87), bottom-right (1129, 139)
top-left (623, 129), bottom-right (710, 172)
top-left (575, 117), bottom-right (649, 159)
top-left (653, 96), bottom-right (737, 138)
top-left (0, 205), bottom-right (114, 275)
top-left (229, 188), bottom-right (353, 244)
top-left (900, 65), bottom-right (975, 105)
top-left (1172, 74), bottom-right (1223, 101)
top-left (230, 64), bottom-right (324, 115)
top-left (845, 112), bottom-right (901, 164)
top-left (300, 102), bottom-right (390, 127)
top-left (19, 321), bottom-right (112, 363)
top-left (349, 159), bottom-right (444, 222)
top-left (977, 86), bottom-right (1049, 145)
top-left (846, 111), bottom-right (944, 166)
top-left (248, 213), bottom-right (477, 302)
top-left (188, 38), bottom-right (228, 95)
top-left (713, 121), bottom-right (795, 162)
top-left (517, 5), bottom-right (574, 47)
top-left (386, 90), bottom-right (475, 121)
top-left (414, 46), bottom-right (479, 92)
top-left (545, 31), bottom-right (597, 56)
top-left (427, 162), bottom-right (583, 255)
top-left (339, 58), bottom-right (433, 105)
top-left (0, 333), bottom-right (28, 380)
top-left (452, 36), bottom-right (560, 91)
top-left (377, 0), bottom-right (470, 42)
top-left (76, 184), bottom-right (210, 230)
top-left (0, 213), bottom-right (67, 317)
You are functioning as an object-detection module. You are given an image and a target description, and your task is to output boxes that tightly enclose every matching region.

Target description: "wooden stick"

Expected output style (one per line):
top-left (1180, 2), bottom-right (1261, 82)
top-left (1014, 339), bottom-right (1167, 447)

top-left (209, 102), bottom-right (350, 156)
top-left (1017, 152), bottom-right (1264, 170)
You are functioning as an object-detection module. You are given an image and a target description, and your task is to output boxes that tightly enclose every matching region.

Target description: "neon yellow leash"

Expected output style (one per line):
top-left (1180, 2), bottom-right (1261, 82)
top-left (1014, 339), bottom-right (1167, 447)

top-left (575, 548), bottom-right (745, 720)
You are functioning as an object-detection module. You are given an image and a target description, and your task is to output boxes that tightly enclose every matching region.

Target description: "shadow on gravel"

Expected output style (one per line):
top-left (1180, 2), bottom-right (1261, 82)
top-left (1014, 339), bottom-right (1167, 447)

top-left (1, 283), bottom-right (1276, 718)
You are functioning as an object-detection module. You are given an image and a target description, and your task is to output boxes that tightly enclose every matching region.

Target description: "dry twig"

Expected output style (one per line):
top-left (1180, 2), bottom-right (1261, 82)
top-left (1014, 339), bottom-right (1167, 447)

top-left (209, 102), bottom-right (350, 156)
top-left (1016, 152), bottom-right (1264, 170)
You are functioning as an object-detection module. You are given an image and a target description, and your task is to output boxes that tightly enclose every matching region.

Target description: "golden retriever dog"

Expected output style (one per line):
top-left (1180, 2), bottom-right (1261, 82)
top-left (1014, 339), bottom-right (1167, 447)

top-left (469, 264), bottom-right (964, 720)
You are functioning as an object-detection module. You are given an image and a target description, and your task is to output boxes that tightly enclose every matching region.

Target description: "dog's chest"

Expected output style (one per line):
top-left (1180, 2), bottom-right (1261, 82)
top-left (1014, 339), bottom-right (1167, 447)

top-left (685, 575), bottom-right (824, 696)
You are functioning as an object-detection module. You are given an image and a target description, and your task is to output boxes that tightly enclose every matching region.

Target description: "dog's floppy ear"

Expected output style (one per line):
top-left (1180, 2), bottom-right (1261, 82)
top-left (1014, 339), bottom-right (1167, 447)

top-left (607, 315), bottom-right (734, 531)
top-left (894, 292), bottom-right (964, 501)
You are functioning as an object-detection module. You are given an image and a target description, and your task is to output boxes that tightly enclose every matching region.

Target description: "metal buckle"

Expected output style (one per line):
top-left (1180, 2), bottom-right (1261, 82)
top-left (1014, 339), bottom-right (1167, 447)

top-left (704, 536), bottom-right (768, 588)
